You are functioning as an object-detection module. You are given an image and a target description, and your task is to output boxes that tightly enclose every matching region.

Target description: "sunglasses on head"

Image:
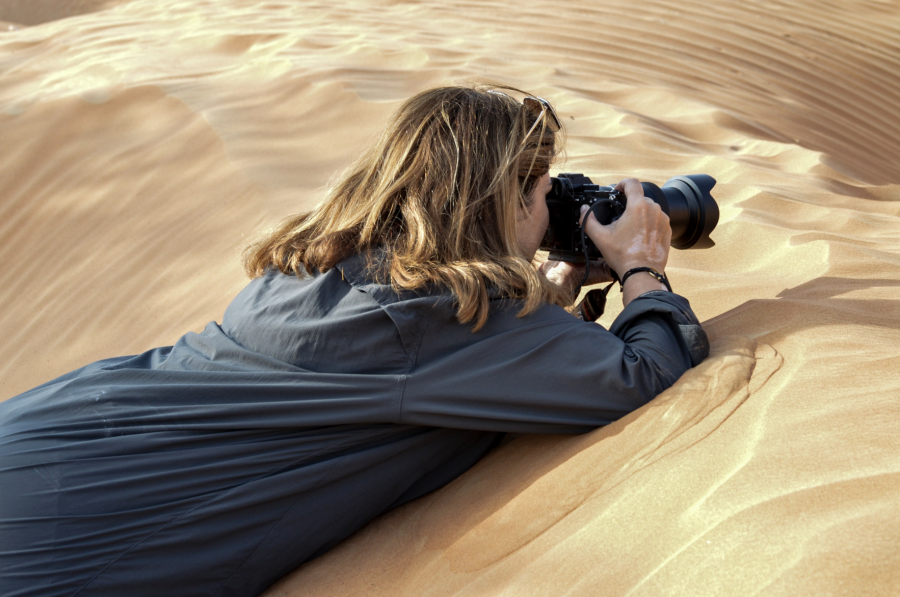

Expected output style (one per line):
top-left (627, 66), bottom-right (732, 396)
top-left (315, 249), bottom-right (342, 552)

top-left (487, 90), bottom-right (562, 144)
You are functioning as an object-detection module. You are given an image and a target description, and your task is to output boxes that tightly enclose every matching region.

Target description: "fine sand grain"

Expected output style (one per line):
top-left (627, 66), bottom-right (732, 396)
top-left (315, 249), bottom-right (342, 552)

top-left (1, 0), bottom-right (899, 595)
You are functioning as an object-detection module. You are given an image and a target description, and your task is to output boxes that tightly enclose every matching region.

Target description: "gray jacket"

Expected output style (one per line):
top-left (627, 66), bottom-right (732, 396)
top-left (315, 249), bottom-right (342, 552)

top-left (0, 253), bottom-right (707, 597)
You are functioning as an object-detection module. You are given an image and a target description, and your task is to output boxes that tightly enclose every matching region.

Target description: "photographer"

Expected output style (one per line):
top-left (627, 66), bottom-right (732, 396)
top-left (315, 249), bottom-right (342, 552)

top-left (0, 85), bottom-right (707, 597)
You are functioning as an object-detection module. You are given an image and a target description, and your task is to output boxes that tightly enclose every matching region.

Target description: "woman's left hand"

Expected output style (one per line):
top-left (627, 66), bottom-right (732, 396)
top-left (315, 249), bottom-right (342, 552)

top-left (539, 259), bottom-right (614, 292)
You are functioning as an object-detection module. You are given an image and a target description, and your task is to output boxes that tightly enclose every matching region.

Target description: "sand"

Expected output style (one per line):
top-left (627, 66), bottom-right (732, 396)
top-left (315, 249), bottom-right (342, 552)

top-left (1, 0), bottom-right (898, 594)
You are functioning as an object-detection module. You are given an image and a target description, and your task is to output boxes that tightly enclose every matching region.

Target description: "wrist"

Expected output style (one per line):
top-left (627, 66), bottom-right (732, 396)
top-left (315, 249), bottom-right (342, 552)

top-left (611, 260), bottom-right (665, 276)
top-left (620, 272), bottom-right (669, 307)
top-left (619, 266), bottom-right (671, 292)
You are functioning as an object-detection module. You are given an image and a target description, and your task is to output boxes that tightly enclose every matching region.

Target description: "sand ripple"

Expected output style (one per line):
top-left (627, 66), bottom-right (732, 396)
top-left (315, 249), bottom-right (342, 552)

top-left (1, 0), bottom-right (899, 594)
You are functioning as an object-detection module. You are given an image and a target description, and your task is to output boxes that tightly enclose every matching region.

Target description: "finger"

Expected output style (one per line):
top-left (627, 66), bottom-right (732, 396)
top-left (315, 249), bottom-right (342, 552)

top-left (615, 178), bottom-right (645, 201)
top-left (580, 203), bottom-right (611, 244)
top-left (579, 203), bottom-right (607, 231)
top-left (579, 203), bottom-right (592, 228)
top-left (616, 179), bottom-right (666, 219)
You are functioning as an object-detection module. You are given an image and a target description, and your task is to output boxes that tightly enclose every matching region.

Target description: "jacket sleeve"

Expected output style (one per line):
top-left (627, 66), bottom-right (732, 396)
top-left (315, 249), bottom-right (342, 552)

top-left (399, 291), bottom-right (708, 434)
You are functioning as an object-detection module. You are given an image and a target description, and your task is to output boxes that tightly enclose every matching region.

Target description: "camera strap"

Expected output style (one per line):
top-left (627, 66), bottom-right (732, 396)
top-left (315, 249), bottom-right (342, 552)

top-left (578, 282), bottom-right (615, 322)
top-left (574, 207), bottom-right (616, 322)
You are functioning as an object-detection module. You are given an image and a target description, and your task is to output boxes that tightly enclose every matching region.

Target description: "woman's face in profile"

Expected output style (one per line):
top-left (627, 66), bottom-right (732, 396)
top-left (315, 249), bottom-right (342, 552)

top-left (516, 172), bottom-right (551, 260)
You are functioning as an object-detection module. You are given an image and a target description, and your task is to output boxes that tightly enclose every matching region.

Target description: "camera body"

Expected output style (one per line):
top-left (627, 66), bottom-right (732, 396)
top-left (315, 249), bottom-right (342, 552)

top-left (540, 174), bottom-right (624, 262)
top-left (540, 173), bottom-right (719, 263)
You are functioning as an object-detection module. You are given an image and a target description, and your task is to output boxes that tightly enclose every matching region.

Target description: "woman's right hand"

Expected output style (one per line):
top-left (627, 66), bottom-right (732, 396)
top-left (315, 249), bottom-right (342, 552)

top-left (579, 178), bottom-right (672, 301)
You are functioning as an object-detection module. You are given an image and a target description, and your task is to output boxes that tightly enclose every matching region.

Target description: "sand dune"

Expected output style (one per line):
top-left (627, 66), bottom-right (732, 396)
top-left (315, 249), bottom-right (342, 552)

top-left (1, 0), bottom-right (899, 594)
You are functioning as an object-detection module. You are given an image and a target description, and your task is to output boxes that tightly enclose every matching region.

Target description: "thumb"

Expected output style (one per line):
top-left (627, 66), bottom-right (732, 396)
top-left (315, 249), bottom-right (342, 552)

top-left (579, 204), bottom-right (591, 227)
top-left (580, 204), bottom-right (608, 240)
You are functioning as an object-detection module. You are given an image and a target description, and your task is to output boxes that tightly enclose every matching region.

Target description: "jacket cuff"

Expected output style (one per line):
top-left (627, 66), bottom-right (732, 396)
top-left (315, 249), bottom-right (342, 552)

top-left (611, 291), bottom-right (710, 366)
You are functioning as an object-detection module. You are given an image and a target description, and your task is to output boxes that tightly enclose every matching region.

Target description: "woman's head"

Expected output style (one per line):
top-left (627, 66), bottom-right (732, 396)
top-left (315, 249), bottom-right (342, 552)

top-left (244, 83), bottom-right (569, 329)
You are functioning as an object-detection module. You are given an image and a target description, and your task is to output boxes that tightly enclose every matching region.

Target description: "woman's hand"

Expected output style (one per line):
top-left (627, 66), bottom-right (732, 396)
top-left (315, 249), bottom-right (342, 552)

top-left (579, 178), bottom-right (672, 304)
top-left (539, 258), bottom-right (614, 292)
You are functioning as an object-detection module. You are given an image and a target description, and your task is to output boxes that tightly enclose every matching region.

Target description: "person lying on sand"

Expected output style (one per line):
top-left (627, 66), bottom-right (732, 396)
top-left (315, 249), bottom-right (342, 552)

top-left (0, 84), bottom-right (708, 597)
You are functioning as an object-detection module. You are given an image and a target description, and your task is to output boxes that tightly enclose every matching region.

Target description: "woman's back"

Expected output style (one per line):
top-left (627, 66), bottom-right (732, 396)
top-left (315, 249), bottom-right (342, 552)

top-left (0, 261), bottom-right (503, 597)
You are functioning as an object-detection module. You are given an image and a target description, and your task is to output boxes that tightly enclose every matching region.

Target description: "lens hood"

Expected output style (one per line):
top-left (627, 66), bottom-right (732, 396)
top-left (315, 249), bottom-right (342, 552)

top-left (641, 175), bottom-right (718, 249)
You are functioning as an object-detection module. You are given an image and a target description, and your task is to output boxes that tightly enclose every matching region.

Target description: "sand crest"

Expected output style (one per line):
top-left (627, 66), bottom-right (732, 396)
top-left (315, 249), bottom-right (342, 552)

top-left (1, 0), bottom-right (899, 594)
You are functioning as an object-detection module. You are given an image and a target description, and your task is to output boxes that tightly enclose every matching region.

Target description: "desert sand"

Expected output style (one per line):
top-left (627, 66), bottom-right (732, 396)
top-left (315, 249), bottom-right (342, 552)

top-left (1, 0), bottom-right (899, 595)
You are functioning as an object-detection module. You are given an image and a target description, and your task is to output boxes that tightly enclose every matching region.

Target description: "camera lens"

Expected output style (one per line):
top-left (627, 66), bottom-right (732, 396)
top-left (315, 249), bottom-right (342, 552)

top-left (641, 175), bottom-right (719, 249)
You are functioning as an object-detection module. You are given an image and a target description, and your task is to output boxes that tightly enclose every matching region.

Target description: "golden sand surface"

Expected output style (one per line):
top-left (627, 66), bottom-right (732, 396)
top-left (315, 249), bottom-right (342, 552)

top-left (1, 0), bottom-right (899, 594)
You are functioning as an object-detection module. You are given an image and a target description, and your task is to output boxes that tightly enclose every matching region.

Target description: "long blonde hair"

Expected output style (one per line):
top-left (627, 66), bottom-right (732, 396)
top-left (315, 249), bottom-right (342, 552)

top-left (243, 84), bottom-right (571, 330)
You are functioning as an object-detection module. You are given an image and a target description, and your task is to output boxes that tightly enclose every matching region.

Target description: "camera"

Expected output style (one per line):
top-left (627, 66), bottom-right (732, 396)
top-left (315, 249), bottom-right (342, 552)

top-left (540, 173), bottom-right (720, 262)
